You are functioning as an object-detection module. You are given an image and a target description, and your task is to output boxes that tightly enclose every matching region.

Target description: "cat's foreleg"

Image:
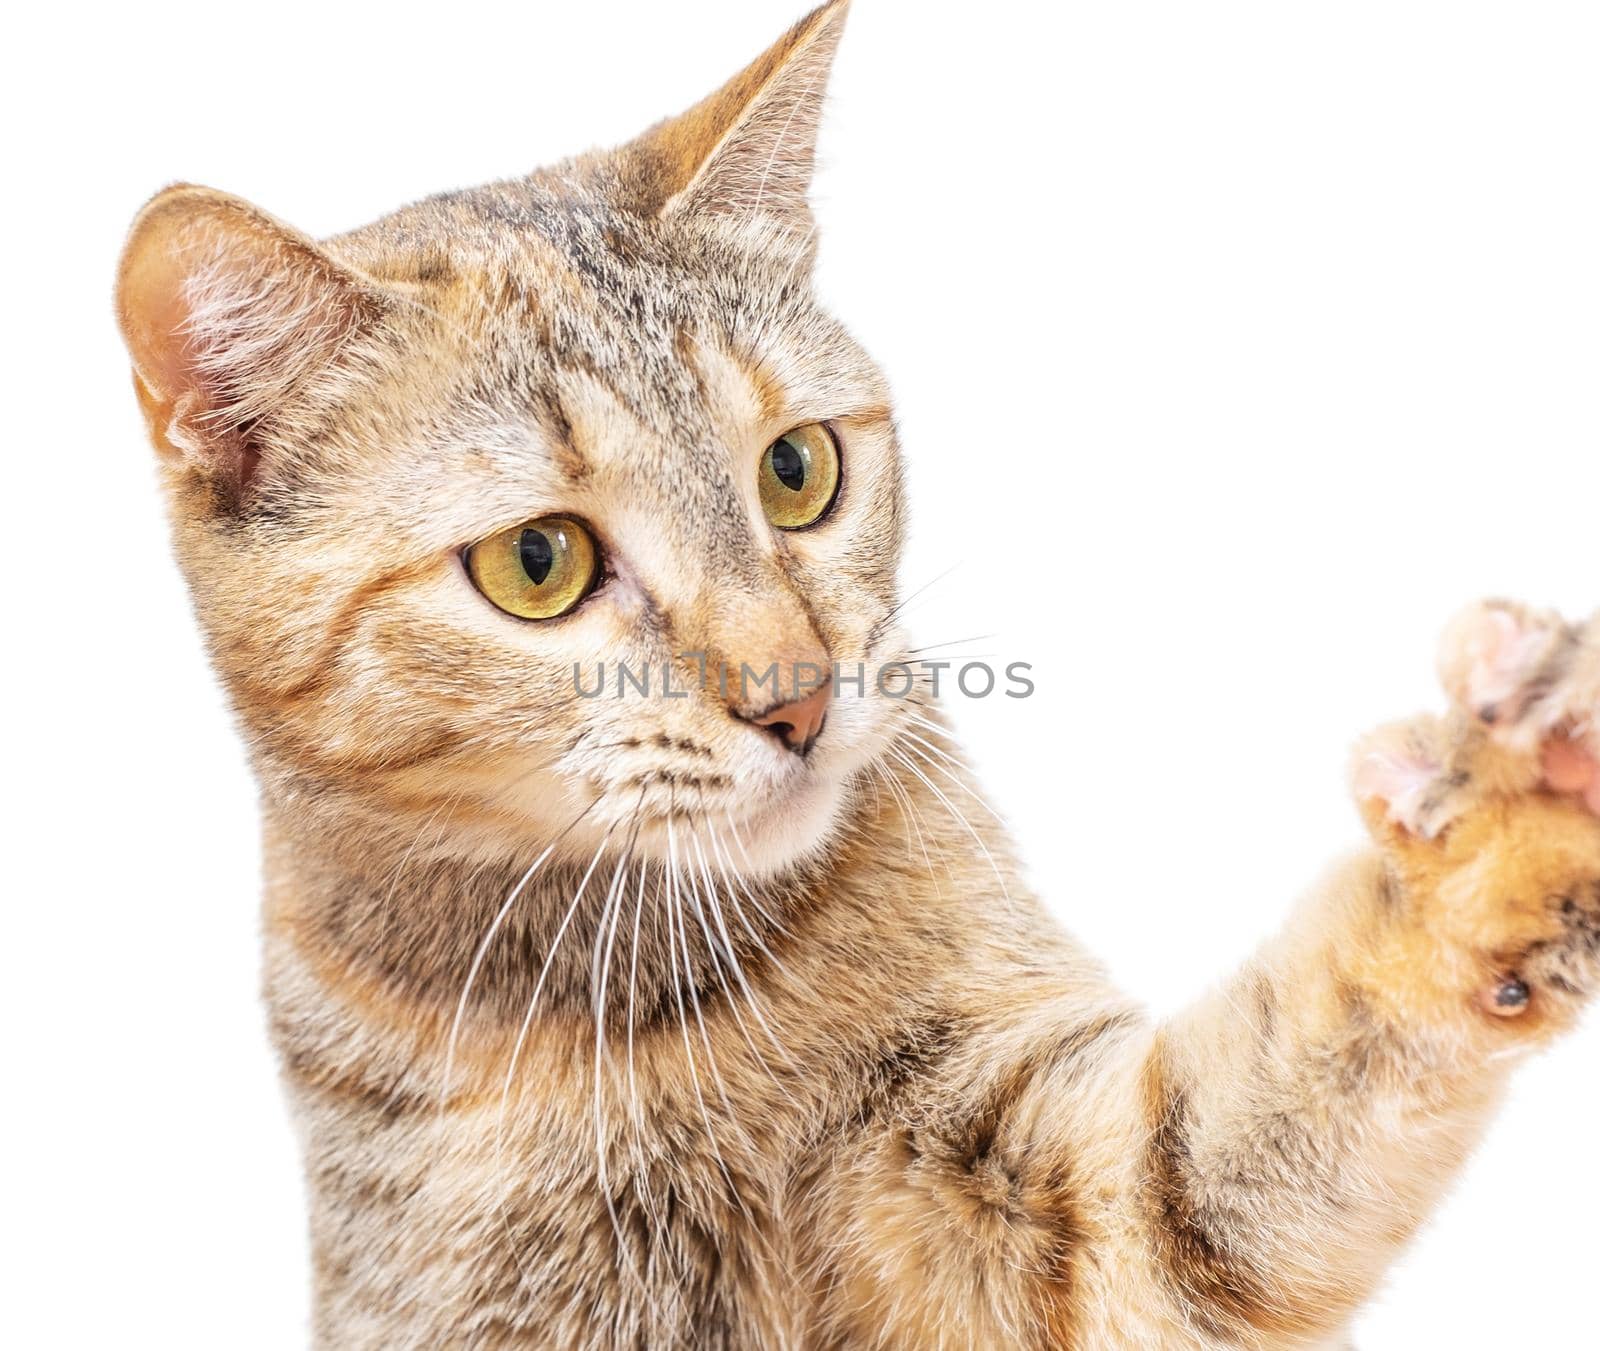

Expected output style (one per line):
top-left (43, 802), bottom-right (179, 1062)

top-left (822, 606), bottom-right (1595, 1347)
top-left (1106, 604), bottom-right (1600, 1346)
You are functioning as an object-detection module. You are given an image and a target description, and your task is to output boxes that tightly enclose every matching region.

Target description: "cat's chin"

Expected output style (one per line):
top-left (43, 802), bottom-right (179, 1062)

top-left (573, 758), bottom-right (851, 881)
top-left (717, 769), bottom-right (852, 877)
top-left (692, 700), bottom-right (896, 877)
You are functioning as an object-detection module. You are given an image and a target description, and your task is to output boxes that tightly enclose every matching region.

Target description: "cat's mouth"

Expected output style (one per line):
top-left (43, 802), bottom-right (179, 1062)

top-left (565, 718), bottom-right (867, 876)
top-left (599, 766), bottom-right (845, 878)
top-left (543, 658), bottom-right (899, 874)
top-left (603, 745), bottom-right (816, 829)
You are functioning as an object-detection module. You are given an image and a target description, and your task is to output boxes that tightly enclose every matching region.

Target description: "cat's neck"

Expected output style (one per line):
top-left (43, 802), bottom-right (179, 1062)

top-left (260, 776), bottom-right (890, 1034)
top-left (255, 751), bottom-right (1079, 1143)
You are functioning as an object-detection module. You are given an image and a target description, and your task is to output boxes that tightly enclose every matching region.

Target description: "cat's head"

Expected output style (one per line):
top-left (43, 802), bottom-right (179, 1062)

top-left (115, 1), bottom-right (911, 875)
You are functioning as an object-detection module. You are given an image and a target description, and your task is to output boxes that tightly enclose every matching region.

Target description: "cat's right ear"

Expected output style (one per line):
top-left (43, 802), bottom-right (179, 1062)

top-left (115, 185), bottom-right (387, 502)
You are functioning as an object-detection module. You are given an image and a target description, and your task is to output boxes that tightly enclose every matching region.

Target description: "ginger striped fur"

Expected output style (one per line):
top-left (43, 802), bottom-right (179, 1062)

top-left (114, 2), bottom-right (1600, 1346)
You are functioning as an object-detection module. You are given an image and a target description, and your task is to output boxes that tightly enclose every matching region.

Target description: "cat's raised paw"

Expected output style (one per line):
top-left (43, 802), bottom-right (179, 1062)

top-left (1438, 601), bottom-right (1600, 814)
top-left (1351, 706), bottom-right (1600, 1031)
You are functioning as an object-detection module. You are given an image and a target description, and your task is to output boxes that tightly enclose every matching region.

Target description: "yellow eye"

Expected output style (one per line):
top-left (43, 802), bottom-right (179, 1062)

top-left (759, 423), bottom-right (840, 529)
top-left (466, 515), bottom-right (599, 620)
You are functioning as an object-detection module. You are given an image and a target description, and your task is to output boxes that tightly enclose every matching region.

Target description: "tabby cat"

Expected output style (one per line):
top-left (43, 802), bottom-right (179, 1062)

top-left (114, 1), bottom-right (1600, 1346)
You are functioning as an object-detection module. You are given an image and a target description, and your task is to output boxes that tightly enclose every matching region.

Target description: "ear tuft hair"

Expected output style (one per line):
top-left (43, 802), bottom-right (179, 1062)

top-left (115, 185), bottom-right (387, 496)
top-left (624, 0), bottom-right (850, 227)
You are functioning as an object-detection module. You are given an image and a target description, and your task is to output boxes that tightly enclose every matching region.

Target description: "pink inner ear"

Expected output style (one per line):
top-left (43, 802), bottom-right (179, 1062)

top-left (118, 187), bottom-right (385, 494)
top-left (120, 228), bottom-right (208, 411)
top-left (1353, 747), bottom-right (1440, 828)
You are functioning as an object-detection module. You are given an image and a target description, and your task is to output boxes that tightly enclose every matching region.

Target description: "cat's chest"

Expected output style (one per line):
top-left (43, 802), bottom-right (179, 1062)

top-left (263, 895), bottom-right (941, 1345)
top-left (288, 1038), bottom-right (819, 1347)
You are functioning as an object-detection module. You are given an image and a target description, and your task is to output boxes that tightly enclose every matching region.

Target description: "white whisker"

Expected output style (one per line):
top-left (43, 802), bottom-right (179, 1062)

top-left (490, 817), bottom-right (620, 1272)
top-left (662, 817), bottom-right (736, 1200)
top-left (897, 728), bottom-right (1006, 828)
top-left (889, 747), bottom-right (1013, 911)
top-left (704, 817), bottom-right (805, 1076)
top-left (438, 798), bottom-right (600, 1110)
top-left (871, 760), bottom-right (945, 902)
top-left (592, 809), bottom-right (666, 1319)
top-left (686, 821), bottom-right (801, 1095)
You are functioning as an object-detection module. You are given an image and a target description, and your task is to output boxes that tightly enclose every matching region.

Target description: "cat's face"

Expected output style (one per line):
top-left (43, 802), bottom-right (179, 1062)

top-left (117, 1), bottom-right (909, 874)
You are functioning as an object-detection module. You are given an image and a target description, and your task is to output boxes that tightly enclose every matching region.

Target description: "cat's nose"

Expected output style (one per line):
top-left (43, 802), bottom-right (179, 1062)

top-left (739, 678), bottom-right (832, 756)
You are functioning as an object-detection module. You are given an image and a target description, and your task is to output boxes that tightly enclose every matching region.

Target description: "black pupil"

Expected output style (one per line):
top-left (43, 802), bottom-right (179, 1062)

top-left (771, 439), bottom-right (806, 491)
top-left (519, 529), bottom-right (555, 585)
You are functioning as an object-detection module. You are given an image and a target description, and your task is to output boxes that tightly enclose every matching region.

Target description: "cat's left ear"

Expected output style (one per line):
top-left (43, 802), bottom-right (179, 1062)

top-left (625, 0), bottom-right (850, 227)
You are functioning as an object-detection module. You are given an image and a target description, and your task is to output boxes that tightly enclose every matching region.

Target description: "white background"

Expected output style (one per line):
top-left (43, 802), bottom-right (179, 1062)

top-left (6, 0), bottom-right (1598, 1345)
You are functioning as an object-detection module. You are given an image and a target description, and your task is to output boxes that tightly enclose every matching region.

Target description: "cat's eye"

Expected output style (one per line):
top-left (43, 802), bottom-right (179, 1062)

top-left (759, 423), bottom-right (840, 530)
top-left (466, 515), bottom-right (599, 620)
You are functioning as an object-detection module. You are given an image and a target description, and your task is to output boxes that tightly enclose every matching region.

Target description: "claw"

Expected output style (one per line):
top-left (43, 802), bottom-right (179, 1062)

top-left (1480, 978), bottom-right (1531, 1017)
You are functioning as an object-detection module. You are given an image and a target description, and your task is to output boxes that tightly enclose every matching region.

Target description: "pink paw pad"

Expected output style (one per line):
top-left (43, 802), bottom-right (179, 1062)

top-left (1543, 739), bottom-right (1597, 795)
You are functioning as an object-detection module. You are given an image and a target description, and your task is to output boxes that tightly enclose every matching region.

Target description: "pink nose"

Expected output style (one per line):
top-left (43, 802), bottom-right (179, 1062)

top-left (743, 677), bottom-right (832, 756)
